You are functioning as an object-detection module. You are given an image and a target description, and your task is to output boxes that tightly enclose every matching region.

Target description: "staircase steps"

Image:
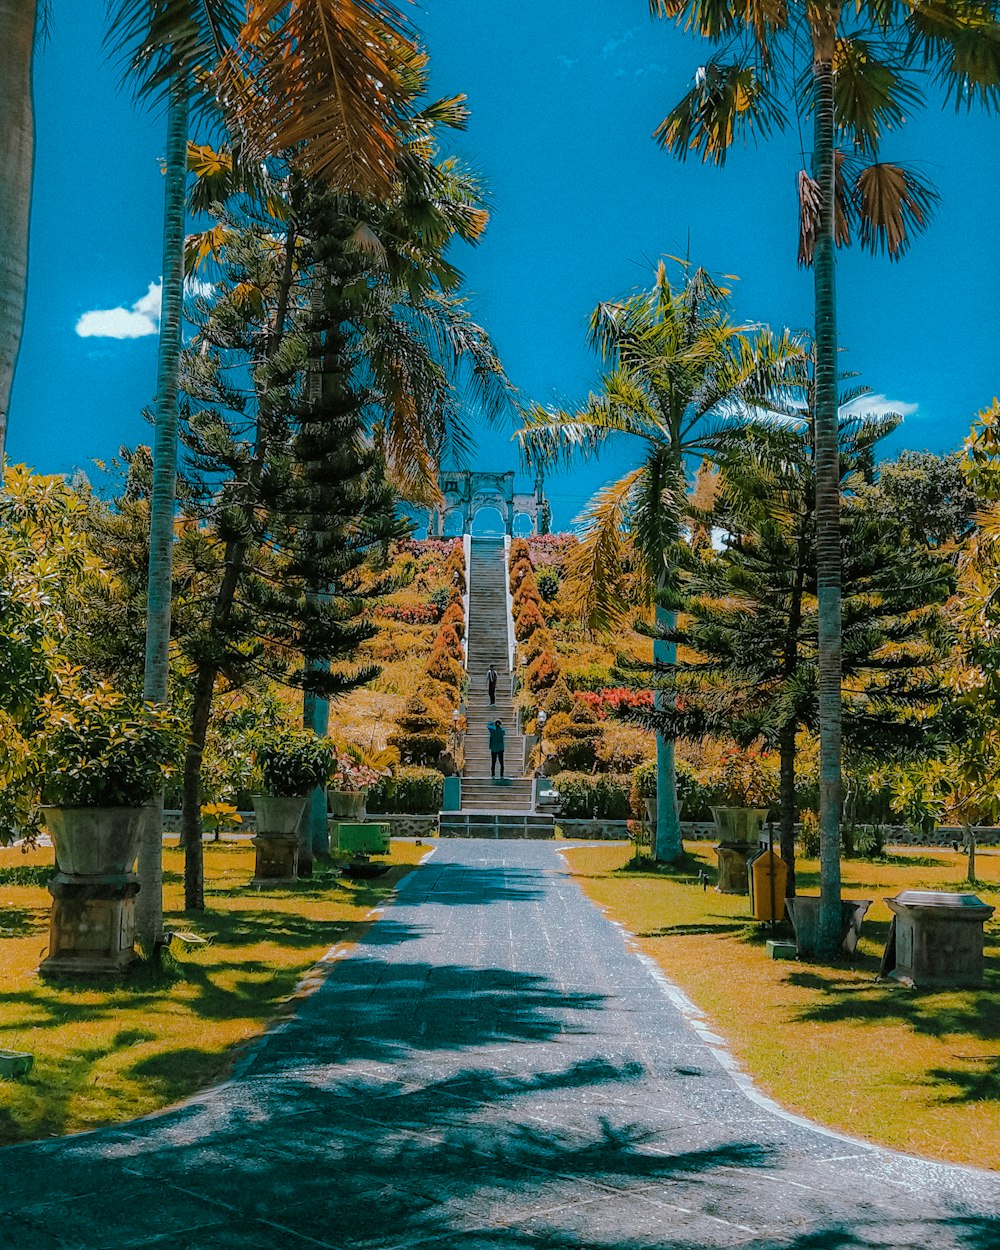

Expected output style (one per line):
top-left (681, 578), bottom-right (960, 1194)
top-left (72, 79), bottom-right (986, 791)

top-left (455, 536), bottom-right (541, 830)
top-left (438, 811), bottom-right (555, 839)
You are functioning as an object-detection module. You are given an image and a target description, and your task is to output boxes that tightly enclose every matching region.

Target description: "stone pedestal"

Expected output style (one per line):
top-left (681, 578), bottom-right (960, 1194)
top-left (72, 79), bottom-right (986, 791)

top-left (41, 874), bottom-right (140, 979)
top-left (884, 891), bottom-right (994, 987)
top-left (252, 834), bottom-right (300, 885)
top-left (715, 844), bottom-right (753, 894)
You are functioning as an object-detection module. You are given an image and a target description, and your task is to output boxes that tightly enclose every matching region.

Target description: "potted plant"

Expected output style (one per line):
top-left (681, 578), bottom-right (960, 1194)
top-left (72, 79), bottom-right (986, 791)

top-left (251, 732), bottom-right (334, 834)
top-left (37, 687), bottom-right (183, 876)
top-left (31, 686), bottom-right (182, 977)
top-left (329, 752), bottom-right (382, 821)
top-left (710, 747), bottom-right (776, 845)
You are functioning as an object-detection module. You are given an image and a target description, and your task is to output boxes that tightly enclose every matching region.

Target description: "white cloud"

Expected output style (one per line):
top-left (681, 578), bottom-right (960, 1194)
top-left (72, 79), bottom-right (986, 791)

top-left (75, 277), bottom-right (214, 340)
top-left (842, 392), bottom-right (919, 421)
top-left (76, 281), bottom-right (161, 339)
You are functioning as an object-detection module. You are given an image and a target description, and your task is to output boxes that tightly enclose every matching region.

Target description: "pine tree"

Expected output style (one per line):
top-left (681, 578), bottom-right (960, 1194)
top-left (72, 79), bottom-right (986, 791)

top-left (648, 404), bottom-right (951, 894)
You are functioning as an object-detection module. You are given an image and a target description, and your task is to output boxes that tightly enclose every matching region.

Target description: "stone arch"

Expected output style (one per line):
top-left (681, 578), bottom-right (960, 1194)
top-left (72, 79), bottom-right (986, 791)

top-left (470, 503), bottom-right (508, 536)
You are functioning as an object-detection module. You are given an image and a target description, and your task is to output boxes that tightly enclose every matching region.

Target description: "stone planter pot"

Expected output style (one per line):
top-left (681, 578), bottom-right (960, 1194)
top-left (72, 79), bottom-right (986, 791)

top-left (251, 794), bottom-right (307, 835)
top-left (643, 798), bottom-right (657, 827)
top-left (329, 789), bottom-right (367, 821)
top-left (786, 895), bottom-right (872, 958)
top-left (41, 805), bottom-right (147, 877)
top-left (711, 807), bottom-right (768, 845)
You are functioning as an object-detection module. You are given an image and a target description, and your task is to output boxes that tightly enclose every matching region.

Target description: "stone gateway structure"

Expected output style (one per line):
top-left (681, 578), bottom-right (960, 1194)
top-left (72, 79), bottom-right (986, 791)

top-left (424, 469), bottom-right (550, 537)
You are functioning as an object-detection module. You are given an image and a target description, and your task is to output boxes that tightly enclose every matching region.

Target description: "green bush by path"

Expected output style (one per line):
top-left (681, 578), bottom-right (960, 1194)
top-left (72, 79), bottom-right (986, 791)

top-left (553, 772), bottom-right (633, 819)
top-left (368, 766), bottom-right (444, 814)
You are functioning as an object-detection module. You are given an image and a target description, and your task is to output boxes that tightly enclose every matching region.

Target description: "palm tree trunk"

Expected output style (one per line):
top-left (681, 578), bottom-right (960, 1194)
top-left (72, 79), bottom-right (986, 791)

top-left (137, 79), bottom-right (188, 952)
top-left (654, 596), bottom-right (682, 862)
top-left (811, 43), bottom-right (844, 957)
top-left (0, 0), bottom-right (37, 464)
top-left (778, 720), bottom-right (797, 896)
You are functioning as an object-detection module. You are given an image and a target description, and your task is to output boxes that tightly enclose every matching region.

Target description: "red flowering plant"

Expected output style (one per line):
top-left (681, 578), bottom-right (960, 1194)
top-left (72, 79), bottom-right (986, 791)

top-left (575, 688), bottom-right (655, 719)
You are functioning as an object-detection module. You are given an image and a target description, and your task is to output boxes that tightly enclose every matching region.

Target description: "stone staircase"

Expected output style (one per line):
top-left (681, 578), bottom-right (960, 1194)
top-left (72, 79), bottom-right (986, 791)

top-left (439, 536), bottom-right (554, 839)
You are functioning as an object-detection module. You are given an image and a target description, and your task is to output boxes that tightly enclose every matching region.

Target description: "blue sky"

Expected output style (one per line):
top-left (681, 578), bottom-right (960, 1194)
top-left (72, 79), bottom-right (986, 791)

top-left (10, 3), bottom-right (999, 529)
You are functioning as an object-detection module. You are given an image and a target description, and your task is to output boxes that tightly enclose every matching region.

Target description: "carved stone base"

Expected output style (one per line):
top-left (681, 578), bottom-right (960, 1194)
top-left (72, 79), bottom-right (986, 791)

top-left (40, 875), bottom-right (140, 979)
top-left (252, 833), bottom-right (299, 885)
top-left (715, 844), bottom-right (752, 894)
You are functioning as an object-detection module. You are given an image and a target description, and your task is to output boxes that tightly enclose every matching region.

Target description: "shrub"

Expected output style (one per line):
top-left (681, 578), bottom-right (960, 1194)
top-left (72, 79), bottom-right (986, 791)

top-left (376, 602), bottom-right (439, 625)
top-left (798, 809), bottom-right (821, 858)
top-left (536, 569), bottom-right (560, 602)
top-left (37, 688), bottom-right (184, 807)
top-left (575, 688), bottom-right (655, 719)
top-left (441, 601), bottom-right (465, 638)
top-left (526, 650), bottom-right (561, 696)
top-left (546, 699), bottom-right (601, 772)
top-left (509, 537), bottom-right (530, 564)
top-left (508, 557), bottom-right (533, 594)
top-left (426, 645), bottom-right (464, 689)
top-left (436, 623), bottom-right (464, 662)
top-left (852, 823), bottom-right (886, 859)
top-left (257, 732), bottom-right (335, 797)
top-left (631, 760), bottom-right (657, 803)
top-left (514, 600), bottom-right (546, 641)
top-left (367, 766), bottom-right (444, 814)
top-left (388, 695), bottom-right (448, 767)
top-left (552, 772), bottom-right (632, 820)
top-left (428, 586), bottom-right (452, 616)
top-left (595, 723), bottom-right (651, 774)
top-left (520, 626), bottom-right (555, 664)
top-left (544, 677), bottom-right (574, 715)
top-left (512, 573), bottom-right (541, 615)
top-left (563, 664), bottom-right (615, 692)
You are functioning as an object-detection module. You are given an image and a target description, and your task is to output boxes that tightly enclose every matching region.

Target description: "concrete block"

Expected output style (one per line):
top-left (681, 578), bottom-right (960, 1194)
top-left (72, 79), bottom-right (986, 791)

top-left (766, 940), bottom-right (797, 960)
top-left (0, 1050), bottom-right (33, 1079)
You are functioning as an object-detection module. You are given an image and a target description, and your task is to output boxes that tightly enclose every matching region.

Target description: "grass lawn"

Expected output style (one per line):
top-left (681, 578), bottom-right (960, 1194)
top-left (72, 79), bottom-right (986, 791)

top-left (564, 841), bottom-right (1000, 1170)
top-left (0, 838), bottom-right (427, 1146)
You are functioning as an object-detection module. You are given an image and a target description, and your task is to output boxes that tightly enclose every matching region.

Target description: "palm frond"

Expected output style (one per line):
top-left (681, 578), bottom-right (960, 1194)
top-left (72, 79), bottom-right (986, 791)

top-left (654, 58), bottom-right (787, 165)
top-left (566, 467), bottom-right (648, 633)
top-left (850, 159), bottom-right (938, 258)
top-left (217, 0), bottom-right (415, 197)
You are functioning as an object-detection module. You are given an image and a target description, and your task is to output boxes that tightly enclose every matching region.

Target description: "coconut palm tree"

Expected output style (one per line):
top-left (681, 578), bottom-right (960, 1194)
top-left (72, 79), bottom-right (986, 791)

top-left (0, 0), bottom-right (40, 466)
top-left (104, 0), bottom-right (417, 945)
top-left (649, 0), bottom-right (999, 952)
top-left (518, 262), bottom-right (803, 862)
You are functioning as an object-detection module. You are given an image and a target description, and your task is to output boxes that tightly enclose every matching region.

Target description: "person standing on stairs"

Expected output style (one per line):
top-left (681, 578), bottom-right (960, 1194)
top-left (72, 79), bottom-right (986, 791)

top-left (486, 664), bottom-right (498, 706)
top-left (489, 719), bottom-right (506, 779)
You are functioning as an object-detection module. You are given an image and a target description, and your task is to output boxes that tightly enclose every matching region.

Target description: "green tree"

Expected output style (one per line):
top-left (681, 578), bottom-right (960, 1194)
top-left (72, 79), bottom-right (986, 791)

top-left (649, 0), bottom-right (998, 951)
top-left (518, 262), bottom-right (802, 862)
top-left (650, 404), bottom-right (951, 892)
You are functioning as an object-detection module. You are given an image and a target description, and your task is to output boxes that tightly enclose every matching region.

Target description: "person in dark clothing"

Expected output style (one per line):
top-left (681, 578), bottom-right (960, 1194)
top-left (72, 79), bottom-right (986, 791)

top-left (486, 664), bottom-right (498, 706)
top-left (489, 719), bottom-right (506, 778)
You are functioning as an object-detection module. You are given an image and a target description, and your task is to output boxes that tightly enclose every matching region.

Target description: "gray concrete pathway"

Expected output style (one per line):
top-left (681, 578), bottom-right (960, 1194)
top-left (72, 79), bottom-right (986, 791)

top-left (2, 840), bottom-right (998, 1250)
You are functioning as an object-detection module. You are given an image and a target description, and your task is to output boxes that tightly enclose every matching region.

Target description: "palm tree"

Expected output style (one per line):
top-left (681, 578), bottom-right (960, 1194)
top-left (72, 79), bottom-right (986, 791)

top-left (0, 0), bottom-right (40, 466)
top-left (648, 0), bottom-right (998, 952)
top-left (105, 0), bottom-right (417, 944)
top-left (518, 262), bottom-right (802, 862)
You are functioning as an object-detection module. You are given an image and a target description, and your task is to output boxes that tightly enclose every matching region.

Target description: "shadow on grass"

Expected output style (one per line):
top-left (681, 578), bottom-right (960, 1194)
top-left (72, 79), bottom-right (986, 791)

top-left (925, 1057), bottom-right (1000, 1103)
top-left (0, 905), bottom-right (47, 937)
top-left (787, 967), bottom-right (1000, 1051)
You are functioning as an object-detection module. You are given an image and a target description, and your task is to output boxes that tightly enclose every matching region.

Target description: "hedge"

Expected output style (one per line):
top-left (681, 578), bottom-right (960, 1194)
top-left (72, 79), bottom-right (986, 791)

top-left (367, 766), bottom-right (444, 814)
top-left (552, 772), bottom-right (634, 820)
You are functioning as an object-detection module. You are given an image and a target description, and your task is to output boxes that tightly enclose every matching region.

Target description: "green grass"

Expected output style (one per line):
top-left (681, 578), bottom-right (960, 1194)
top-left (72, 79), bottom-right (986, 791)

top-left (0, 839), bottom-right (426, 1145)
top-left (564, 841), bottom-right (1000, 1170)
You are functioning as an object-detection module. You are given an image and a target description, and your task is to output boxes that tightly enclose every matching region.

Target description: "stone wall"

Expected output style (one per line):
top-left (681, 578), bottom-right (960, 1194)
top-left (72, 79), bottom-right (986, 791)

top-left (163, 809), bottom-right (1000, 847)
